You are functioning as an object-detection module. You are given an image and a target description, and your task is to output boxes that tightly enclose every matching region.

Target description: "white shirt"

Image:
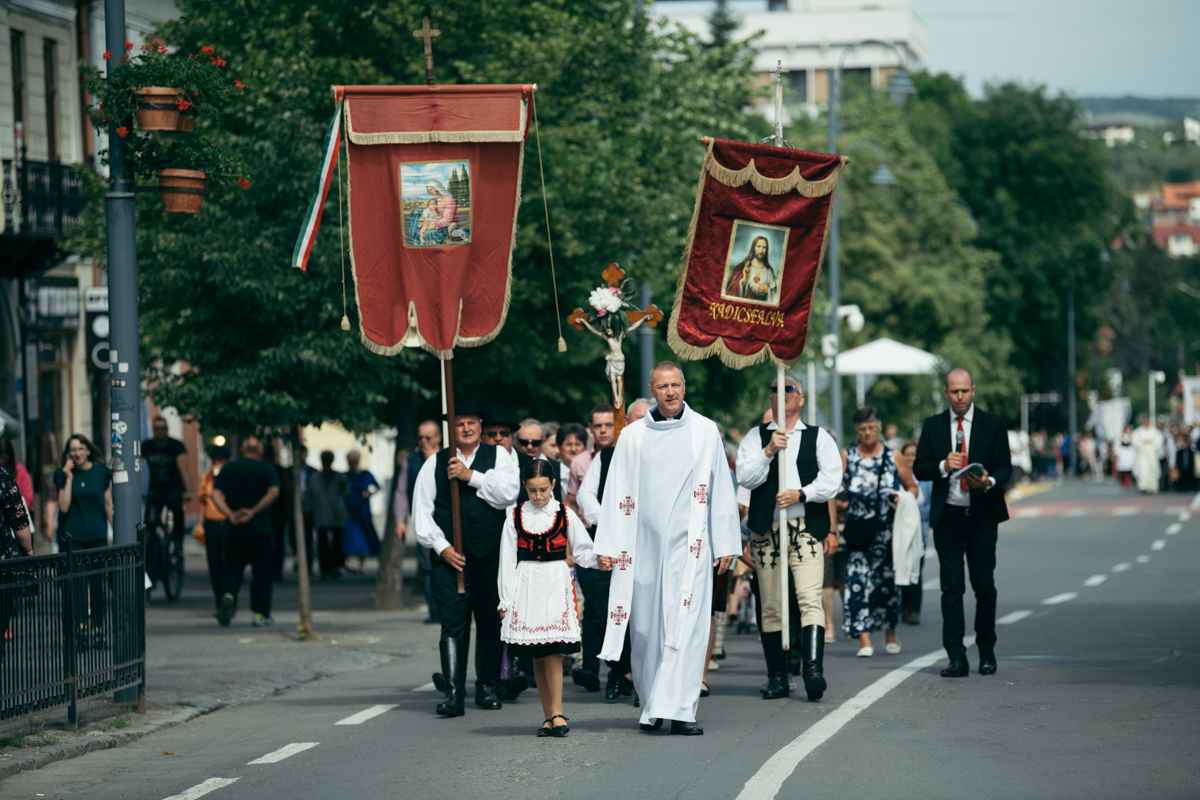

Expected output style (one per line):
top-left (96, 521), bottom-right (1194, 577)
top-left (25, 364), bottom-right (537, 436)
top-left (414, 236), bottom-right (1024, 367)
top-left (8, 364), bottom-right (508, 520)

top-left (413, 444), bottom-right (520, 556)
top-left (736, 418), bottom-right (843, 520)
top-left (576, 451), bottom-right (604, 528)
top-left (938, 404), bottom-right (994, 507)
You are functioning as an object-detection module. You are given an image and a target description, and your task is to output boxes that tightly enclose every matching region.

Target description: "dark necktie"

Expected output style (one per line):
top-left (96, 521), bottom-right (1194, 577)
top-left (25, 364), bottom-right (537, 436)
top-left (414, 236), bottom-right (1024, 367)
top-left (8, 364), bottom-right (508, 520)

top-left (957, 416), bottom-right (968, 491)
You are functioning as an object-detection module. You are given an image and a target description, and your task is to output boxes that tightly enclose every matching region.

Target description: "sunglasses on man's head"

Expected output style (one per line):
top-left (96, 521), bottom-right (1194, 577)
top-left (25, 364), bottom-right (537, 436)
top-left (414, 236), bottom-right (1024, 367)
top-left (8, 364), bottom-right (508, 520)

top-left (517, 438), bottom-right (544, 448)
top-left (770, 385), bottom-right (799, 394)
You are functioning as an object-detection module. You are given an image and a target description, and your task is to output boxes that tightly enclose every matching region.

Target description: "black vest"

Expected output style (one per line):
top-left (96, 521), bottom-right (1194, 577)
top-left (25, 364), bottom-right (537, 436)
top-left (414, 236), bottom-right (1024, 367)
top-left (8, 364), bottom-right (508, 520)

top-left (747, 423), bottom-right (831, 539)
top-left (596, 447), bottom-right (615, 504)
top-left (432, 444), bottom-right (508, 559)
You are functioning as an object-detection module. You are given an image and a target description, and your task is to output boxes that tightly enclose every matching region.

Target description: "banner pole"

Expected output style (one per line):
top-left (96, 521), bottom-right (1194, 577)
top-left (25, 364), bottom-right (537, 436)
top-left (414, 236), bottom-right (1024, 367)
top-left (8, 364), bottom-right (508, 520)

top-left (771, 60), bottom-right (791, 651)
top-left (443, 357), bottom-right (466, 594)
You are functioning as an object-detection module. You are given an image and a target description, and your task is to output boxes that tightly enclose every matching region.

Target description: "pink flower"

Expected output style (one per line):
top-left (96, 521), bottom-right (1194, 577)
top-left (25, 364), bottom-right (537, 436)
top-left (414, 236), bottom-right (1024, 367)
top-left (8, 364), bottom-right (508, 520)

top-left (597, 310), bottom-right (607, 318)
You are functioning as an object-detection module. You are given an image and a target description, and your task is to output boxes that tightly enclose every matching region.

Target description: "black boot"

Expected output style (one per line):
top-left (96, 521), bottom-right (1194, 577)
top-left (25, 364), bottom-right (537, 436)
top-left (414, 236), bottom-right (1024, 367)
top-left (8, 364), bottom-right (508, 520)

top-left (475, 680), bottom-right (502, 710)
top-left (801, 625), bottom-right (827, 701)
top-left (605, 670), bottom-right (621, 701)
top-left (434, 638), bottom-right (465, 717)
top-left (760, 631), bottom-right (790, 700)
top-left (474, 640), bottom-right (503, 709)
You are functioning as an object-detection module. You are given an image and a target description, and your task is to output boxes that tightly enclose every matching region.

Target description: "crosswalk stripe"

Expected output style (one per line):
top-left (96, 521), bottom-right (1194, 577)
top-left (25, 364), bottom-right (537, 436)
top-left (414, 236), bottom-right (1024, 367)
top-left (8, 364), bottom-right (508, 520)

top-left (248, 742), bottom-right (319, 764)
top-left (997, 610), bottom-right (1032, 624)
top-left (1112, 562), bottom-right (1131, 572)
top-left (1166, 523), bottom-right (1182, 535)
top-left (1136, 554), bottom-right (1151, 563)
top-left (1151, 540), bottom-right (1166, 551)
top-left (163, 778), bottom-right (240, 800)
top-left (1083, 575), bottom-right (1107, 587)
top-left (336, 704), bottom-right (398, 725)
top-left (1041, 592), bottom-right (1077, 605)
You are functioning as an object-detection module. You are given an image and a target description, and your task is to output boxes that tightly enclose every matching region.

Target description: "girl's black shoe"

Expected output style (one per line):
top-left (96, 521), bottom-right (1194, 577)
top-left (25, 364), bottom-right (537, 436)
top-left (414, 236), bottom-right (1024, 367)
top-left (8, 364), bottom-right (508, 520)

top-left (550, 714), bottom-right (570, 737)
top-left (537, 719), bottom-right (554, 737)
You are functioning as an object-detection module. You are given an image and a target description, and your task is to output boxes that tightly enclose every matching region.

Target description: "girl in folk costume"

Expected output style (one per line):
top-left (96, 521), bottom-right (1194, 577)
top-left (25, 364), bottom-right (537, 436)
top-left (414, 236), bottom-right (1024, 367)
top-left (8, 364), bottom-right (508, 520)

top-left (498, 459), bottom-right (602, 737)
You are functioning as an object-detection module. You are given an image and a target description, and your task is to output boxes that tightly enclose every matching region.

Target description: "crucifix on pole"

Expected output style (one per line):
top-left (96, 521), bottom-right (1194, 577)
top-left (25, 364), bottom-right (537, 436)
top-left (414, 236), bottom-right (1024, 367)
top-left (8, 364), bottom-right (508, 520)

top-left (412, 16), bottom-right (441, 86)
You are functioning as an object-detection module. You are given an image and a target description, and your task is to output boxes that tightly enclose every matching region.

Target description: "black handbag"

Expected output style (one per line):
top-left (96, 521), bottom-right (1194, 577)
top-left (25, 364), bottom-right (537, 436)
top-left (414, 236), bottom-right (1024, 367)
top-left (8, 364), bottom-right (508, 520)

top-left (842, 447), bottom-right (888, 552)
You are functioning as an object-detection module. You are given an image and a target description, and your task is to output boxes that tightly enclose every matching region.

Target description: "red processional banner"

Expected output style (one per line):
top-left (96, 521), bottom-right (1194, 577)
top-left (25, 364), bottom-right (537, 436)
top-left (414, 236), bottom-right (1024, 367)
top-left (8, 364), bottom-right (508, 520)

top-left (339, 84), bottom-right (533, 358)
top-left (667, 138), bottom-right (846, 369)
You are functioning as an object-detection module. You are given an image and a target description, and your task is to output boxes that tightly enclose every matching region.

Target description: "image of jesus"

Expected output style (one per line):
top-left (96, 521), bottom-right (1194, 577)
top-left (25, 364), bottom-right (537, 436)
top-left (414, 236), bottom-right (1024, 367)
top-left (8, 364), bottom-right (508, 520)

top-left (724, 236), bottom-right (778, 305)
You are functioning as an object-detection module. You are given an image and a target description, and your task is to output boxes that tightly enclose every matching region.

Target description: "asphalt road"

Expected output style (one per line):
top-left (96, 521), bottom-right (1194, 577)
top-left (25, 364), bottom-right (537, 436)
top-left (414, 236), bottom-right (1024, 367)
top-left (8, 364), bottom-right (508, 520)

top-left (5, 481), bottom-right (1199, 799)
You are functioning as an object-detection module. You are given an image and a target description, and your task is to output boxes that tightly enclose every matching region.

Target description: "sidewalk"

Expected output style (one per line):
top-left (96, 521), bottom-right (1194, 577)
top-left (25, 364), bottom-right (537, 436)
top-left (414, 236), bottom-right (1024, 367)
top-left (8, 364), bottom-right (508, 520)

top-left (1, 546), bottom-right (440, 779)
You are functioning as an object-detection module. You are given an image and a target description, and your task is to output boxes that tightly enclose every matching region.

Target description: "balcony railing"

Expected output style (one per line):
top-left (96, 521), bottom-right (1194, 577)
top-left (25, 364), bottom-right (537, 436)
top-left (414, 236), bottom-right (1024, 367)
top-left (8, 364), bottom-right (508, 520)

top-left (1, 159), bottom-right (89, 239)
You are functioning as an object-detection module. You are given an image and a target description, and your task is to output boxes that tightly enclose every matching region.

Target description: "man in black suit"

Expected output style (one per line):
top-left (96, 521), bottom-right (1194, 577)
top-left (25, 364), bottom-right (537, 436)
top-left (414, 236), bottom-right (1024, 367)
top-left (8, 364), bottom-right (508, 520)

top-left (914, 368), bottom-right (1012, 678)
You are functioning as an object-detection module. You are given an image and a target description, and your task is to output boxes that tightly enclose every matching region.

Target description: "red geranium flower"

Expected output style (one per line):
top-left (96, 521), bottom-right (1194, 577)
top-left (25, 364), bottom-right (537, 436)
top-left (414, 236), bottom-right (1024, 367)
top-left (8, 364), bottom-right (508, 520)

top-left (209, 57), bottom-right (217, 65)
top-left (124, 41), bottom-right (134, 50)
top-left (238, 177), bottom-right (249, 190)
top-left (175, 98), bottom-right (192, 110)
top-left (102, 50), bottom-right (112, 60)
top-left (201, 46), bottom-right (214, 55)
top-left (141, 43), bottom-right (153, 52)
top-left (116, 127), bottom-right (129, 138)
top-left (216, 58), bottom-right (226, 68)
top-left (234, 80), bottom-right (245, 90)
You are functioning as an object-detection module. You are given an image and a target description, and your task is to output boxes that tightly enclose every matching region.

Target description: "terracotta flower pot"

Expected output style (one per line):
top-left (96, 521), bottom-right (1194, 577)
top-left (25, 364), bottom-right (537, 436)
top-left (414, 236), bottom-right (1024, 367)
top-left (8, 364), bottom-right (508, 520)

top-left (157, 169), bottom-right (207, 215)
top-left (135, 87), bottom-right (182, 131)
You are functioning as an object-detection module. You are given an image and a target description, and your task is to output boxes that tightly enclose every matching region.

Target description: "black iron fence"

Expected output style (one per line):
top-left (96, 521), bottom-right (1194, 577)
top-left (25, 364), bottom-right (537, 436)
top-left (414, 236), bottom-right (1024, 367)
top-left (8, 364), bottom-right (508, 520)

top-left (1, 158), bottom-right (89, 238)
top-left (0, 536), bottom-right (145, 727)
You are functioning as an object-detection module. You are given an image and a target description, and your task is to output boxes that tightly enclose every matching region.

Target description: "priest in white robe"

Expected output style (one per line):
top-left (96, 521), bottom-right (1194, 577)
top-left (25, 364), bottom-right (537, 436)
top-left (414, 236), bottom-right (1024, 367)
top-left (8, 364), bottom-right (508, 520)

top-left (1131, 417), bottom-right (1164, 494)
top-left (594, 361), bottom-right (741, 735)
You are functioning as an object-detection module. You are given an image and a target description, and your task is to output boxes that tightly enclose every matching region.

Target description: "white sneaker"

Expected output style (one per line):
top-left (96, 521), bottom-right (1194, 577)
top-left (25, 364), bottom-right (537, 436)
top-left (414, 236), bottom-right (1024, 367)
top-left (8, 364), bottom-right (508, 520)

top-left (885, 641), bottom-right (902, 655)
top-left (707, 658), bottom-right (719, 671)
top-left (857, 646), bottom-right (874, 658)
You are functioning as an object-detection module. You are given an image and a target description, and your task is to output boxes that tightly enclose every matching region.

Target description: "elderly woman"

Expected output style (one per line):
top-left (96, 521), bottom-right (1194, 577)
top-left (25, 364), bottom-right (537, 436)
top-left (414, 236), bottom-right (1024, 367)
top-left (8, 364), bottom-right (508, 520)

top-left (839, 407), bottom-right (918, 657)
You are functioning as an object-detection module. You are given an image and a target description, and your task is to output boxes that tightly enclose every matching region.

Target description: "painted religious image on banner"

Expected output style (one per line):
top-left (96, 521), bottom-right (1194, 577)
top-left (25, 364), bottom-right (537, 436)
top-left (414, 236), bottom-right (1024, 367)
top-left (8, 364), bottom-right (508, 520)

top-left (720, 220), bottom-right (789, 307)
top-left (399, 160), bottom-right (472, 247)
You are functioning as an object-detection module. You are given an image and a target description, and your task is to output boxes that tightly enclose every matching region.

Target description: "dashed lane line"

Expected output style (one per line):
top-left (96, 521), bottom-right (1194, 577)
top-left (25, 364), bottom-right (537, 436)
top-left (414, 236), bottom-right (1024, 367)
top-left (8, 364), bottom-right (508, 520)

top-left (1041, 592), bottom-right (1078, 605)
top-left (162, 778), bottom-right (239, 800)
top-left (248, 742), bottom-right (319, 765)
top-left (1063, 508), bottom-right (1087, 517)
top-left (414, 682), bottom-right (437, 692)
top-left (1083, 574), bottom-right (1107, 587)
top-left (1112, 563), bottom-right (1132, 572)
top-left (997, 610), bottom-right (1032, 625)
top-left (1136, 555), bottom-right (1151, 563)
top-left (1151, 540), bottom-right (1166, 551)
top-left (1112, 507), bottom-right (1137, 516)
top-left (1166, 523), bottom-right (1182, 535)
top-left (335, 704), bottom-right (398, 725)
top-left (1179, 512), bottom-right (1191, 523)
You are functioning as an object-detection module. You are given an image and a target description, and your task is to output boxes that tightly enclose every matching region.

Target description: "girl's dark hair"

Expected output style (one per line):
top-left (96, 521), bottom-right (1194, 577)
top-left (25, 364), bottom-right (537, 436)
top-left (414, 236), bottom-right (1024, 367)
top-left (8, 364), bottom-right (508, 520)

top-left (61, 434), bottom-right (104, 467)
top-left (852, 406), bottom-right (880, 426)
top-left (521, 457), bottom-right (557, 483)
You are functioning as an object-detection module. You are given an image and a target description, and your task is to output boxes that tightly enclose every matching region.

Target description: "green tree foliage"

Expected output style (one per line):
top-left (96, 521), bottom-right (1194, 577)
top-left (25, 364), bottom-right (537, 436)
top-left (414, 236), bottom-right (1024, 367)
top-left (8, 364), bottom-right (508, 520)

top-left (904, 75), bottom-right (1132, 406)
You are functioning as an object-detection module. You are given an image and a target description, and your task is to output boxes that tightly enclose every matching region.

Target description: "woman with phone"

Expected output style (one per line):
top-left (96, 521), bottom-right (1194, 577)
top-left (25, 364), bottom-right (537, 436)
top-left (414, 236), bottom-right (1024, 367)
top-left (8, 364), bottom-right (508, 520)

top-left (55, 435), bottom-right (113, 645)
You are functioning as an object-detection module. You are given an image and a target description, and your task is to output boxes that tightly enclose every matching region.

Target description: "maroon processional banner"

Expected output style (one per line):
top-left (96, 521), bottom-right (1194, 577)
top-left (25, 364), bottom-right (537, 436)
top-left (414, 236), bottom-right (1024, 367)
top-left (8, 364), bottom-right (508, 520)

top-left (337, 84), bottom-right (532, 358)
top-left (667, 138), bottom-right (846, 369)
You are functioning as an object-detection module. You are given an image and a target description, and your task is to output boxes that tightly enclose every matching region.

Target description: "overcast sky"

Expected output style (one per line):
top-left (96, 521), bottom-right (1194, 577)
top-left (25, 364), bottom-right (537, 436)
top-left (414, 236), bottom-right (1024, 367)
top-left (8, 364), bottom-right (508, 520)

top-left (916, 0), bottom-right (1199, 98)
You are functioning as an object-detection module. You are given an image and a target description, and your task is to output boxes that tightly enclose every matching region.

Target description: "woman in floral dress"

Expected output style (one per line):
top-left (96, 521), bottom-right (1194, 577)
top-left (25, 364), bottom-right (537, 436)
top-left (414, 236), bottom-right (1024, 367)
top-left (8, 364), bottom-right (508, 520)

top-left (840, 407), bottom-right (918, 657)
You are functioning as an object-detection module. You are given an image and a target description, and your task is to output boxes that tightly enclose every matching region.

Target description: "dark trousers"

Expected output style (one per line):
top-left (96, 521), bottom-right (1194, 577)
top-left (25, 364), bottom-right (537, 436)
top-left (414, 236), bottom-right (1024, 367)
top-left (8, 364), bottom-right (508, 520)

top-left (225, 532), bottom-right (274, 616)
top-left (417, 544), bottom-right (438, 618)
top-left (146, 493), bottom-right (185, 543)
top-left (76, 539), bottom-right (108, 629)
top-left (316, 527), bottom-right (345, 576)
top-left (606, 627), bottom-right (632, 676)
top-left (575, 565), bottom-right (611, 675)
top-left (429, 550), bottom-right (502, 685)
top-left (933, 507), bottom-right (997, 661)
top-left (901, 555), bottom-right (925, 615)
top-left (204, 520), bottom-right (229, 610)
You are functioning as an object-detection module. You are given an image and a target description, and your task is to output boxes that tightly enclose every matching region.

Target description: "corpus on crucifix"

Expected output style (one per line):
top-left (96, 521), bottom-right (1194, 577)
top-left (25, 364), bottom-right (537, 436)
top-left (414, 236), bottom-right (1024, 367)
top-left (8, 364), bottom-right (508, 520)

top-left (568, 263), bottom-right (663, 431)
top-left (412, 16), bottom-right (441, 85)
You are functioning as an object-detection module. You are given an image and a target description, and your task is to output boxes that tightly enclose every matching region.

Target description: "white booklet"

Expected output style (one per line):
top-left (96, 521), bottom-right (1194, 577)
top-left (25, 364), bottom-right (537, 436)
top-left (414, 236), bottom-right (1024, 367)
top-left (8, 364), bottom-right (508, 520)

top-left (950, 463), bottom-right (985, 480)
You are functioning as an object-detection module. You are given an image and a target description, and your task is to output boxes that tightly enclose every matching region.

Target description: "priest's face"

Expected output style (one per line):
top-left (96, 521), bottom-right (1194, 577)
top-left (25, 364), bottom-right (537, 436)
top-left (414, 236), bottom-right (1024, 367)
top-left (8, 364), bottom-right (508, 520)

top-left (650, 367), bottom-right (686, 418)
top-left (456, 415), bottom-right (482, 450)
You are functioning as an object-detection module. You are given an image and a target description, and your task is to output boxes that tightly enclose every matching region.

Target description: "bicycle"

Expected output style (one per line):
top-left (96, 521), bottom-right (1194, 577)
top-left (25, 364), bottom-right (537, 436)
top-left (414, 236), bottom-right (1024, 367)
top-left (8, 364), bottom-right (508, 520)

top-left (144, 501), bottom-right (185, 602)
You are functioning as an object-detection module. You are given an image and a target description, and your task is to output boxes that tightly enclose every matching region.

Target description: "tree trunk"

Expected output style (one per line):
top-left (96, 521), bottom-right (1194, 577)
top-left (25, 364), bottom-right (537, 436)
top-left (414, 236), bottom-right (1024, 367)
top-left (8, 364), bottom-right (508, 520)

top-left (374, 521), bottom-right (407, 610)
top-left (292, 426), bottom-right (314, 640)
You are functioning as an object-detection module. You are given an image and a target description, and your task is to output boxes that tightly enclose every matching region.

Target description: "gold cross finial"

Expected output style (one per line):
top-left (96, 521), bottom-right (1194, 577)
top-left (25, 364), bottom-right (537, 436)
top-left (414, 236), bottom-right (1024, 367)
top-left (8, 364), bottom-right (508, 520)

top-left (413, 16), bottom-right (441, 85)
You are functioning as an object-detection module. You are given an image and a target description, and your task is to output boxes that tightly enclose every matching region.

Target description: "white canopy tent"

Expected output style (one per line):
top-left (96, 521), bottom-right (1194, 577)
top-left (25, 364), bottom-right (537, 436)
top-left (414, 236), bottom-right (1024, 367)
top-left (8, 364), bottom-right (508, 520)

top-left (834, 337), bottom-right (942, 406)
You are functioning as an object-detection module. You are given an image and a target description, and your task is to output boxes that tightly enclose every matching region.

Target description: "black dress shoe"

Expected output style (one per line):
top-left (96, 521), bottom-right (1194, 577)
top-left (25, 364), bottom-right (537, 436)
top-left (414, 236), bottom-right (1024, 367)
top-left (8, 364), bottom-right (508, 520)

top-left (670, 720), bottom-right (704, 736)
top-left (761, 671), bottom-right (790, 700)
top-left (572, 667), bottom-right (601, 692)
top-left (639, 718), bottom-right (663, 731)
top-left (499, 673), bottom-right (529, 701)
top-left (605, 682), bottom-right (621, 701)
top-left (979, 654), bottom-right (998, 675)
top-left (620, 677), bottom-right (634, 697)
top-left (474, 681), bottom-right (503, 709)
top-left (940, 659), bottom-right (970, 678)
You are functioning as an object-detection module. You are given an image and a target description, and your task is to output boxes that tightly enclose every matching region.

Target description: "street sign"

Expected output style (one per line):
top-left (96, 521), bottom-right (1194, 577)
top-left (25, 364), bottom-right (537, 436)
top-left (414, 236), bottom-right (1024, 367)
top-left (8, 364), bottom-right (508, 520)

top-left (85, 287), bottom-right (110, 372)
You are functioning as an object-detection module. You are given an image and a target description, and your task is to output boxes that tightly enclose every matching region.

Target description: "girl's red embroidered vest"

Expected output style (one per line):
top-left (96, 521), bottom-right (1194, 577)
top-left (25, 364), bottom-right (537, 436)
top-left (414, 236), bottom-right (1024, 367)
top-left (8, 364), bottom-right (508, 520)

top-left (514, 504), bottom-right (569, 562)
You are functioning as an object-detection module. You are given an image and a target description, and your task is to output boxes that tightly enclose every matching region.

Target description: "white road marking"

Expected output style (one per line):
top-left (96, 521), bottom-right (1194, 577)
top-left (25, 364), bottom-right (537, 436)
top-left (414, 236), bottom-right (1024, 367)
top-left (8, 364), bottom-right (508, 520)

top-left (335, 704), bottom-right (398, 725)
top-left (737, 635), bottom-right (975, 799)
top-left (248, 742), bottom-right (319, 764)
top-left (163, 778), bottom-right (240, 800)
top-left (923, 579), bottom-right (940, 590)
top-left (1041, 592), bottom-right (1077, 605)
top-left (1015, 507), bottom-right (1042, 518)
top-left (1166, 523), bottom-right (1182, 535)
top-left (1190, 491), bottom-right (1200, 510)
top-left (1112, 507), bottom-right (1137, 516)
top-left (414, 682), bottom-right (437, 692)
top-left (1179, 512), bottom-right (1191, 523)
top-left (1164, 506), bottom-right (1185, 515)
top-left (1063, 508), bottom-right (1087, 517)
top-left (1083, 574), bottom-right (1107, 587)
top-left (997, 610), bottom-right (1032, 624)
top-left (1112, 563), bottom-right (1131, 572)
top-left (1151, 540), bottom-right (1166, 551)
top-left (1136, 554), bottom-right (1151, 563)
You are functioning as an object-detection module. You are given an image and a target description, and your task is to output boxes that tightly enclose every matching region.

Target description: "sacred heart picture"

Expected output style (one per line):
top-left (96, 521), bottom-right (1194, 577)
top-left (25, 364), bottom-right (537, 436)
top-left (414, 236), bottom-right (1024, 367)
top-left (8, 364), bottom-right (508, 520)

top-left (399, 160), bottom-right (473, 247)
top-left (720, 220), bottom-right (790, 308)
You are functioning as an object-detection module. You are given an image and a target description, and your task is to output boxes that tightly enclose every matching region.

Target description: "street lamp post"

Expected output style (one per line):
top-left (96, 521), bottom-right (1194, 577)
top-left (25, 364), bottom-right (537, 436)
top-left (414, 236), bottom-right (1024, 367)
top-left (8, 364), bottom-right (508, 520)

top-left (826, 40), bottom-right (915, 444)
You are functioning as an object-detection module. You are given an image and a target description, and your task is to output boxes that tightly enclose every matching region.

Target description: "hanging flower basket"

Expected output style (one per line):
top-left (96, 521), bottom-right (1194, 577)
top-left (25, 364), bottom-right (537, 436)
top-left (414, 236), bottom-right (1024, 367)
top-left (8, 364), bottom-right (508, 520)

top-left (157, 169), bottom-right (207, 214)
top-left (135, 87), bottom-right (183, 131)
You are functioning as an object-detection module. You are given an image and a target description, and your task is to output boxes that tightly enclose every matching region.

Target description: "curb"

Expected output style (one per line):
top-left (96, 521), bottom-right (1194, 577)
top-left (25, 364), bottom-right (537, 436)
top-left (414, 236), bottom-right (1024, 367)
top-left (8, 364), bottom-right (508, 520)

top-left (0, 649), bottom-right (395, 781)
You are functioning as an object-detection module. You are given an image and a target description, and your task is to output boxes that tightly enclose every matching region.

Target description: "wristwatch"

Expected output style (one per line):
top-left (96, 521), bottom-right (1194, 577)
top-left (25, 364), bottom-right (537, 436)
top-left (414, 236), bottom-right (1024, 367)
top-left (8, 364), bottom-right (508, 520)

top-left (797, 490), bottom-right (807, 503)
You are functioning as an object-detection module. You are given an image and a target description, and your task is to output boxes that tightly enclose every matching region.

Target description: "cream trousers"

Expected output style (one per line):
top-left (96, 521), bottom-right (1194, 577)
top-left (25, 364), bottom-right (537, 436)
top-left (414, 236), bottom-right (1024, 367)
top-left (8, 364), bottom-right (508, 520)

top-left (753, 519), bottom-right (825, 632)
